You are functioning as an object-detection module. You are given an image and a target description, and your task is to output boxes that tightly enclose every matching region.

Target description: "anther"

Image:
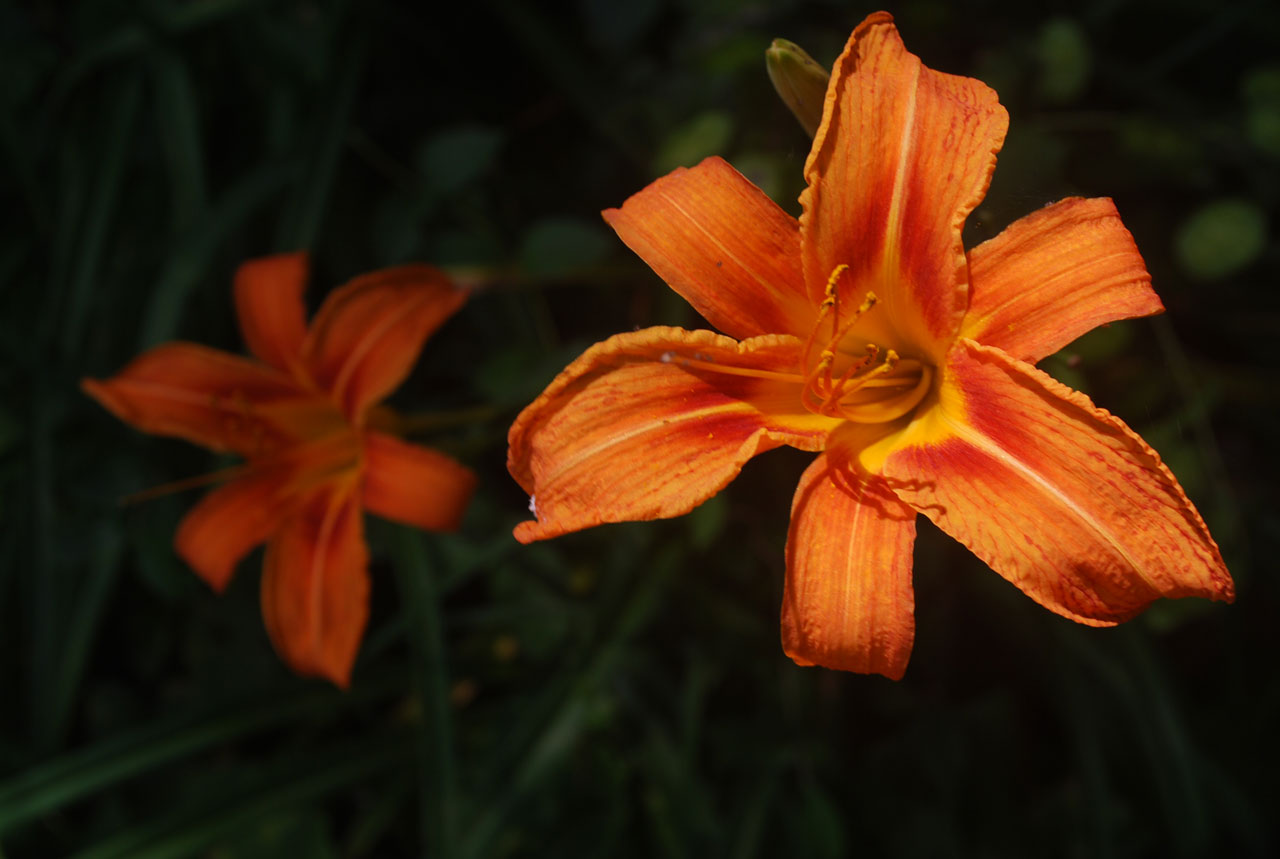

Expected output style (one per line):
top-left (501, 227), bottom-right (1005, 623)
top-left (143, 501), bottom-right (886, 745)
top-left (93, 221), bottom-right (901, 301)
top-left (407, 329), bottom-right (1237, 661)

top-left (822, 264), bottom-right (848, 304)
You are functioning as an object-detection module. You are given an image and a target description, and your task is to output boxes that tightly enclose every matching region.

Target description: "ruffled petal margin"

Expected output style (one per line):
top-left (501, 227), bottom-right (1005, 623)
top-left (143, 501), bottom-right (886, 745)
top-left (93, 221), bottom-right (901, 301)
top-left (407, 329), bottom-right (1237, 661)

top-left (800, 12), bottom-right (1007, 359)
top-left (961, 197), bottom-right (1164, 363)
top-left (234, 252), bottom-right (311, 376)
top-left (508, 327), bottom-right (838, 543)
top-left (782, 453), bottom-right (917, 680)
top-left (363, 431), bottom-right (475, 532)
top-left (260, 480), bottom-right (370, 688)
top-left (868, 339), bottom-right (1233, 625)
top-left (603, 156), bottom-right (813, 339)
top-left (304, 265), bottom-right (467, 423)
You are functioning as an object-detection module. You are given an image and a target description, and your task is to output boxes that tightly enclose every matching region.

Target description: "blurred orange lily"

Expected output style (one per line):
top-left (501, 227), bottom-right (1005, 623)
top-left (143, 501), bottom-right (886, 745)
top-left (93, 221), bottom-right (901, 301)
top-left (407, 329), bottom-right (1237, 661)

top-left (507, 12), bottom-right (1233, 679)
top-left (84, 254), bottom-right (475, 687)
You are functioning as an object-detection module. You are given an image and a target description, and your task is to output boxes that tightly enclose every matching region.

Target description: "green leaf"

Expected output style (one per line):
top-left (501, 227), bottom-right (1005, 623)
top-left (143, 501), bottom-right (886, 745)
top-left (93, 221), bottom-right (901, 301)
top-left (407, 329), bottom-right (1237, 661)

top-left (148, 47), bottom-right (208, 230)
top-left (653, 111), bottom-right (733, 175)
top-left (0, 681), bottom-right (396, 835)
top-left (391, 527), bottom-right (459, 858)
top-left (1175, 199), bottom-right (1268, 280)
top-left (417, 125), bottom-right (503, 196)
top-left (59, 74), bottom-right (142, 357)
top-left (518, 218), bottom-right (612, 279)
top-left (1241, 66), bottom-right (1280, 157)
top-left (1037, 19), bottom-right (1091, 102)
top-left (68, 734), bottom-right (405, 859)
top-left (138, 162), bottom-right (296, 349)
top-left (277, 35), bottom-right (367, 251)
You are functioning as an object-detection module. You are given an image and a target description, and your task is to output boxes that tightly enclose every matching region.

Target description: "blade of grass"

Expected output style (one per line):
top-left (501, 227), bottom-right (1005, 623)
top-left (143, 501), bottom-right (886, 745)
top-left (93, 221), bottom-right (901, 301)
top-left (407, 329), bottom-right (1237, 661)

top-left (459, 544), bottom-right (679, 859)
top-left (59, 74), bottom-right (142, 358)
top-left (25, 391), bottom-right (57, 750)
top-left (277, 32), bottom-right (366, 251)
top-left (0, 676), bottom-right (399, 835)
top-left (0, 89), bottom-right (49, 241)
top-left (41, 0), bottom-right (258, 130)
top-left (47, 525), bottom-right (124, 747)
top-left (1061, 663), bottom-right (1116, 859)
top-left (137, 161), bottom-right (296, 349)
top-left (1123, 630), bottom-right (1210, 854)
top-left (1151, 315), bottom-right (1244, 563)
top-left (731, 766), bottom-right (781, 859)
top-left (68, 733), bottom-right (408, 859)
top-left (491, 0), bottom-right (645, 167)
top-left (391, 526), bottom-right (458, 858)
top-left (1058, 627), bottom-right (1209, 856)
top-left (148, 47), bottom-right (208, 231)
top-left (39, 141), bottom-right (87, 348)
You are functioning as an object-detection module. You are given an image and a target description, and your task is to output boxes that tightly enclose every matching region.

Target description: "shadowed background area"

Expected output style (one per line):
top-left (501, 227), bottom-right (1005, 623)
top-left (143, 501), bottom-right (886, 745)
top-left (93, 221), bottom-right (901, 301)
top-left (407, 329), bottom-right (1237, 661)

top-left (1, 0), bottom-right (1277, 856)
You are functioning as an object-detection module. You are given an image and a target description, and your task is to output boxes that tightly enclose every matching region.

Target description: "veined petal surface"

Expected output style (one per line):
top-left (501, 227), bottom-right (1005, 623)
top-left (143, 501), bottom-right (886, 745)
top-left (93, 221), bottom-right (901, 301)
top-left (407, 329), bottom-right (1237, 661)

top-left (800, 12), bottom-right (1007, 359)
top-left (363, 431), bottom-right (476, 532)
top-left (962, 197), bottom-right (1164, 363)
top-left (234, 252), bottom-right (310, 376)
top-left (603, 156), bottom-right (812, 339)
top-left (870, 339), bottom-right (1233, 624)
top-left (261, 480), bottom-right (369, 688)
top-left (175, 468), bottom-right (295, 592)
top-left (81, 343), bottom-right (309, 457)
top-left (782, 452), bottom-right (917, 680)
top-left (304, 265), bottom-right (467, 422)
top-left (508, 327), bottom-right (837, 543)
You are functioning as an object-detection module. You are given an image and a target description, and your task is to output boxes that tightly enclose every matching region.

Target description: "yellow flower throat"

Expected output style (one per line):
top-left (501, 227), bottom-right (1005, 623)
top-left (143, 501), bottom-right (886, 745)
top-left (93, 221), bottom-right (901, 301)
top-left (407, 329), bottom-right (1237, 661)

top-left (670, 264), bottom-right (933, 425)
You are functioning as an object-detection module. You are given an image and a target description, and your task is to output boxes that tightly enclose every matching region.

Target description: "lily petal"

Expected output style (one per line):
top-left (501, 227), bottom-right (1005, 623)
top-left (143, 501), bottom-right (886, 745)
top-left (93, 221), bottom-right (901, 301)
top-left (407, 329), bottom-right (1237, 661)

top-left (508, 327), bottom-right (838, 543)
top-left (961, 197), bottom-right (1164, 363)
top-left (363, 431), bottom-right (476, 532)
top-left (261, 480), bottom-right (369, 688)
top-left (82, 344), bottom-right (308, 457)
top-left (175, 469), bottom-right (294, 592)
top-left (871, 339), bottom-right (1233, 624)
top-left (304, 265), bottom-right (467, 422)
top-left (234, 252), bottom-right (310, 375)
top-left (603, 156), bottom-right (813, 339)
top-left (800, 12), bottom-right (1007, 359)
top-left (782, 452), bottom-right (916, 680)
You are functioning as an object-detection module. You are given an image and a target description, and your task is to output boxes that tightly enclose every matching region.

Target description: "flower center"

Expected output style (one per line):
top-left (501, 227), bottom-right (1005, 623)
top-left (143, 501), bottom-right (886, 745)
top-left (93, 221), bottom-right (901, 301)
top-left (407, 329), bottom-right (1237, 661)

top-left (659, 266), bottom-right (934, 425)
top-left (797, 265), bottom-right (932, 423)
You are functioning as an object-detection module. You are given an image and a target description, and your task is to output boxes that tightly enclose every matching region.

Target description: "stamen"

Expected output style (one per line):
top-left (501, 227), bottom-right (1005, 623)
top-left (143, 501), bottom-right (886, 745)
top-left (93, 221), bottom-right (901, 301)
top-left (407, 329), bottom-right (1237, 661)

top-left (119, 463), bottom-right (249, 505)
top-left (823, 350), bottom-right (898, 413)
top-left (835, 364), bottom-right (933, 423)
top-left (821, 263), bottom-right (848, 322)
top-left (664, 355), bottom-right (805, 385)
top-left (803, 264), bottom-right (866, 368)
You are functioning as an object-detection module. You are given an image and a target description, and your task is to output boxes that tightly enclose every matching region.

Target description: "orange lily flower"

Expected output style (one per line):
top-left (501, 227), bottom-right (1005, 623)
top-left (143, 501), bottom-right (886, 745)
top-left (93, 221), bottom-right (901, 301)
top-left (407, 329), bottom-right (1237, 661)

top-left (84, 253), bottom-right (476, 687)
top-left (507, 12), bottom-right (1233, 680)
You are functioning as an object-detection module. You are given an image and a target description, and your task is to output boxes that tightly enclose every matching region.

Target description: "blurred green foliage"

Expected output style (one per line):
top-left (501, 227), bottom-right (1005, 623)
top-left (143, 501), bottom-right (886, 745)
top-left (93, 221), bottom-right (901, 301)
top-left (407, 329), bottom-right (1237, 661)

top-left (1, 0), bottom-right (1277, 856)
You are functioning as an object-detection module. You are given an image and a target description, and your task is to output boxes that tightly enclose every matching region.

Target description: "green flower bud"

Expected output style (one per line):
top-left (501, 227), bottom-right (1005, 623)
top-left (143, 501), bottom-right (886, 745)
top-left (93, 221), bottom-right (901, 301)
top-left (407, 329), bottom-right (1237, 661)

top-left (766, 38), bottom-right (830, 138)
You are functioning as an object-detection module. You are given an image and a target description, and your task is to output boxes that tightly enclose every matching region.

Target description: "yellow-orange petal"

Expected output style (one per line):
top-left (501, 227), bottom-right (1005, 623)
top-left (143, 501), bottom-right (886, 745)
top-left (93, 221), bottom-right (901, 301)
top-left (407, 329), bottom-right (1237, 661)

top-left (234, 252), bottom-right (310, 376)
top-left (799, 12), bottom-right (1008, 360)
top-left (304, 265), bottom-right (467, 423)
top-left (602, 156), bottom-right (813, 339)
top-left (362, 431), bottom-right (476, 532)
top-left (175, 469), bottom-right (294, 592)
top-left (82, 343), bottom-right (309, 457)
top-left (260, 480), bottom-right (370, 688)
top-left (508, 327), bottom-right (838, 543)
top-left (781, 452), bottom-right (917, 680)
top-left (961, 197), bottom-right (1164, 363)
top-left (874, 339), bottom-right (1233, 625)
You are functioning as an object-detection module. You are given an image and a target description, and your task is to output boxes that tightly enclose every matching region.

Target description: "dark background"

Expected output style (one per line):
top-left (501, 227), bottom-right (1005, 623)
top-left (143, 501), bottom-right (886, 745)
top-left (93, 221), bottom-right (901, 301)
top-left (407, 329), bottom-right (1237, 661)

top-left (2, 0), bottom-right (1277, 856)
